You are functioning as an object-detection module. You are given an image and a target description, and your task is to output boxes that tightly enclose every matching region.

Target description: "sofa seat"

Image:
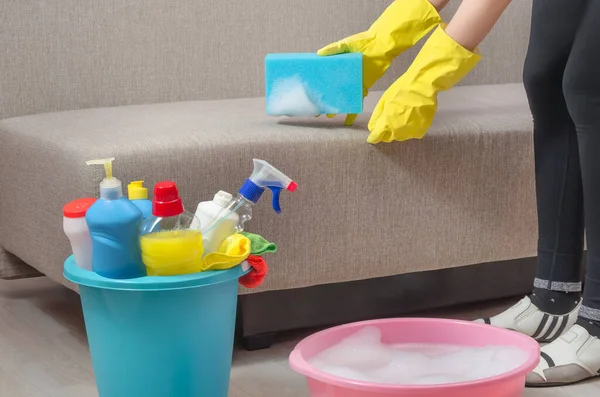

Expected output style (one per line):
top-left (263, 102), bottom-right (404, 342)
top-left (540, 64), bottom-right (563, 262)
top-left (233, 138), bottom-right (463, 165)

top-left (0, 83), bottom-right (536, 293)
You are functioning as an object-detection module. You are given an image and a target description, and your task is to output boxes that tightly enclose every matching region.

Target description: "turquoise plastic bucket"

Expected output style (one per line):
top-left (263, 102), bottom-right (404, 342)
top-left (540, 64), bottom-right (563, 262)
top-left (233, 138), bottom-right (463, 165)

top-left (64, 256), bottom-right (246, 397)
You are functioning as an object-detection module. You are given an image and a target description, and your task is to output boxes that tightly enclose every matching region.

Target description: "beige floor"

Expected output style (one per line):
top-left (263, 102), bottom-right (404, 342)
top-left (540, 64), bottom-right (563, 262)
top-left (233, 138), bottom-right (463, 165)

top-left (0, 277), bottom-right (598, 397)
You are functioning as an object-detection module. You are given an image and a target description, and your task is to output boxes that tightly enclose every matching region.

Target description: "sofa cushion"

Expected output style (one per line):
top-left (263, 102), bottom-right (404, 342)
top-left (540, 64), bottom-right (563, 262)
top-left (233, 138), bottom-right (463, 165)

top-left (0, 83), bottom-right (536, 292)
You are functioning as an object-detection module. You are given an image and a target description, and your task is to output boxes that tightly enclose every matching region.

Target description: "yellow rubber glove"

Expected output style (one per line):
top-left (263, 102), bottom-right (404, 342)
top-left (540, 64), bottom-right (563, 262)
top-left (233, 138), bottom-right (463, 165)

top-left (367, 25), bottom-right (481, 144)
top-left (317, 0), bottom-right (442, 125)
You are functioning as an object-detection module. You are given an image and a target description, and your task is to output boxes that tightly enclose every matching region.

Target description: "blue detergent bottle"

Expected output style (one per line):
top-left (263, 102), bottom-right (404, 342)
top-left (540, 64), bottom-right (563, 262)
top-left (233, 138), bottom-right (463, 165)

top-left (128, 181), bottom-right (152, 219)
top-left (85, 157), bottom-right (146, 279)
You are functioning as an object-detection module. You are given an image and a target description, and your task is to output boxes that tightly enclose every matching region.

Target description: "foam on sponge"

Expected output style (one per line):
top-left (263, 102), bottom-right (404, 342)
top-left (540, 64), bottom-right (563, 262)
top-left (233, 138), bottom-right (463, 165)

top-left (265, 53), bottom-right (363, 117)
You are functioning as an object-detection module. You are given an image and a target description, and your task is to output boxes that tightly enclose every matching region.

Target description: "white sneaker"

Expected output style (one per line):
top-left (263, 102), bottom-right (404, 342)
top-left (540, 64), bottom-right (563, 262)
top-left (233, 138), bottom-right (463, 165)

top-left (526, 324), bottom-right (600, 387)
top-left (474, 296), bottom-right (581, 343)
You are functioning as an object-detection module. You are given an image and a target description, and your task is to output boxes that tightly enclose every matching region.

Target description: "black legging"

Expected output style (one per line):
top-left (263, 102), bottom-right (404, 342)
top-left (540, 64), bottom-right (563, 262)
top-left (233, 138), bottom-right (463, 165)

top-left (524, 0), bottom-right (600, 324)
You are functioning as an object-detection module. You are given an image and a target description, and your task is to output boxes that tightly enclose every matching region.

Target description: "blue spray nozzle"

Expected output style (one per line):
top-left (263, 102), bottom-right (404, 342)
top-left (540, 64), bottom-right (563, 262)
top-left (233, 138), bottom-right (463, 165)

top-left (268, 186), bottom-right (283, 214)
top-left (238, 180), bottom-right (286, 214)
top-left (239, 179), bottom-right (265, 203)
top-left (238, 159), bottom-right (297, 213)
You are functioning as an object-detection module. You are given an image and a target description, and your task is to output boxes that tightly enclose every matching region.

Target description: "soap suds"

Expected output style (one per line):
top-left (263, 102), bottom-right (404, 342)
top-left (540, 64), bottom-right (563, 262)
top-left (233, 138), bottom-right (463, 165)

top-left (267, 76), bottom-right (337, 117)
top-left (309, 326), bottom-right (529, 385)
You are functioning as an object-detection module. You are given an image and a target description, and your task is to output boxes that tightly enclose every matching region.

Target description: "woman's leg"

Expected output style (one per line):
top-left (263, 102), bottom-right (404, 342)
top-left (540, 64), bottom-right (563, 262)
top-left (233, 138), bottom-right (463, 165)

top-left (528, 0), bottom-right (600, 387)
top-left (525, 0), bottom-right (586, 316)
top-left (477, 0), bottom-right (587, 340)
top-left (563, 4), bottom-right (600, 336)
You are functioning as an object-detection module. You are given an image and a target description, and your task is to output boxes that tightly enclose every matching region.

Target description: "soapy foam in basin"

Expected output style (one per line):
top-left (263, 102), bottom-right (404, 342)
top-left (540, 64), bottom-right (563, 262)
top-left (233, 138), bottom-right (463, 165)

top-left (267, 76), bottom-right (338, 116)
top-left (308, 326), bottom-right (529, 385)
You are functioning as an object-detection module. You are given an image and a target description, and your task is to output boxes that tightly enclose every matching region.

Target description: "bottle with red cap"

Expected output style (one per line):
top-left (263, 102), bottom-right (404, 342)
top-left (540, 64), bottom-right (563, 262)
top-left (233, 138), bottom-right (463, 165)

top-left (140, 181), bottom-right (205, 276)
top-left (63, 197), bottom-right (97, 270)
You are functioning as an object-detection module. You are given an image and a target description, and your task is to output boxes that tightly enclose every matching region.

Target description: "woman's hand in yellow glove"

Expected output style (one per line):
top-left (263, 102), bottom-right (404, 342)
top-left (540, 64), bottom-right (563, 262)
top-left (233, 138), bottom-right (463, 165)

top-left (367, 82), bottom-right (438, 144)
top-left (317, 32), bottom-right (380, 127)
top-left (317, 0), bottom-right (443, 126)
top-left (367, 25), bottom-right (481, 144)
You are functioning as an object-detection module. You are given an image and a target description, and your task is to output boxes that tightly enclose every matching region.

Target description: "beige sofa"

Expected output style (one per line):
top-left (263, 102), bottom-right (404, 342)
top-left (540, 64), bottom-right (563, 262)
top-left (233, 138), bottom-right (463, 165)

top-left (0, 1), bottom-right (536, 348)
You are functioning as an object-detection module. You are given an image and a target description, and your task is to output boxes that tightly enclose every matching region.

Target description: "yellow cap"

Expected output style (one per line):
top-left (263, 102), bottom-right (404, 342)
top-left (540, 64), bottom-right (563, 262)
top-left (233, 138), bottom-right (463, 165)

top-left (128, 181), bottom-right (148, 200)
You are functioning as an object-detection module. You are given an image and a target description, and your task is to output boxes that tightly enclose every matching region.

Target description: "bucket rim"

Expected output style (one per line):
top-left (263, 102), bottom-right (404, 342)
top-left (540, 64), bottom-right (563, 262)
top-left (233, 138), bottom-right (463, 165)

top-left (63, 255), bottom-right (247, 291)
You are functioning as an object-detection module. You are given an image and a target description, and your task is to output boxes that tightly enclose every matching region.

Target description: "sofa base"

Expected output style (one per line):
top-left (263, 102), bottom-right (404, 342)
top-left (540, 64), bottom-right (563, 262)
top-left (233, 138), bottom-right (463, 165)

top-left (0, 246), bottom-right (43, 280)
top-left (238, 257), bottom-right (539, 350)
top-left (241, 332), bottom-right (277, 351)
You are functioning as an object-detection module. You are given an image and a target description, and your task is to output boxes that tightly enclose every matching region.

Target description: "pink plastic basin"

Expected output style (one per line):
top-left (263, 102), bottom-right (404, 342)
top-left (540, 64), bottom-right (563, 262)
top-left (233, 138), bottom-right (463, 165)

top-left (289, 318), bottom-right (540, 397)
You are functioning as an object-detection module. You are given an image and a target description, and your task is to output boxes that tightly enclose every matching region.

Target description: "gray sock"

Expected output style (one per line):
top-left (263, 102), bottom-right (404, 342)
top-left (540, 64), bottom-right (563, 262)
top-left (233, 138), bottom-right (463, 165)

top-left (577, 269), bottom-right (600, 338)
top-left (530, 283), bottom-right (581, 315)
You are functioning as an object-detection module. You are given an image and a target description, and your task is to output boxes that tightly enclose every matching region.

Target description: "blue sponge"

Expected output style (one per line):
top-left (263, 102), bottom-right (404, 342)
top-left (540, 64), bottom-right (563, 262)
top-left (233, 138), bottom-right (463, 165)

top-left (265, 53), bottom-right (363, 117)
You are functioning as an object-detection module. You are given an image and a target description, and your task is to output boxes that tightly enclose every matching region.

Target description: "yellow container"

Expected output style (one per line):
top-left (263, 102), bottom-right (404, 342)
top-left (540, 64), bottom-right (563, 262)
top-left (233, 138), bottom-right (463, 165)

top-left (140, 230), bottom-right (204, 276)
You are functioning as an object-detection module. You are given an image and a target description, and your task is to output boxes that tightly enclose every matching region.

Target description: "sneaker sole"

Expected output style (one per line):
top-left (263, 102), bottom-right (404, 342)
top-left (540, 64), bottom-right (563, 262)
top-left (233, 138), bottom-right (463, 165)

top-left (526, 375), bottom-right (599, 388)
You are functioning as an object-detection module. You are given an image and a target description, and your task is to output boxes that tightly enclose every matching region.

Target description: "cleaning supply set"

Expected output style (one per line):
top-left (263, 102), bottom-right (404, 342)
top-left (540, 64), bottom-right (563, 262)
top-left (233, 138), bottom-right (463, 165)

top-left (63, 156), bottom-right (292, 290)
top-left (62, 157), bottom-right (296, 397)
top-left (64, 157), bottom-right (295, 280)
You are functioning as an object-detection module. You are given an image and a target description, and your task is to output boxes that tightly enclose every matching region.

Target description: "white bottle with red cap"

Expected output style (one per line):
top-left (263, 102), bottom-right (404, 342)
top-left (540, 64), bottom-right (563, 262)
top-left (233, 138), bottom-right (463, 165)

top-left (63, 198), bottom-right (97, 270)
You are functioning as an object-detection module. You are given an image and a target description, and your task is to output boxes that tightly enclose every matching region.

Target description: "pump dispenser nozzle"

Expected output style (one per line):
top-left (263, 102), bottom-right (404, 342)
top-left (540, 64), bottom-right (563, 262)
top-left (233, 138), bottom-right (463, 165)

top-left (86, 157), bottom-right (123, 200)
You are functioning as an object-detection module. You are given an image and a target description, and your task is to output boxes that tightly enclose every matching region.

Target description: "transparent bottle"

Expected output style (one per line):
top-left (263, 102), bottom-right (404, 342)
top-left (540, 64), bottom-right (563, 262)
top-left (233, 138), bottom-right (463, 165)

top-left (140, 181), bottom-right (204, 276)
top-left (201, 159), bottom-right (297, 237)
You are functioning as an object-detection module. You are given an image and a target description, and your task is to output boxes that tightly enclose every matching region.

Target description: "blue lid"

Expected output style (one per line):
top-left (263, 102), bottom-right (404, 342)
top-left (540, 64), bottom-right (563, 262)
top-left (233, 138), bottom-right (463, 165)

top-left (239, 179), bottom-right (264, 203)
top-left (64, 256), bottom-right (248, 291)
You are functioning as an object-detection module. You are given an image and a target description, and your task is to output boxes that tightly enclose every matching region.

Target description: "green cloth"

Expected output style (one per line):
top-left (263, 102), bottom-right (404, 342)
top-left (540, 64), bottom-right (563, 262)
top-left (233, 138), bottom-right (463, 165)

top-left (241, 232), bottom-right (277, 255)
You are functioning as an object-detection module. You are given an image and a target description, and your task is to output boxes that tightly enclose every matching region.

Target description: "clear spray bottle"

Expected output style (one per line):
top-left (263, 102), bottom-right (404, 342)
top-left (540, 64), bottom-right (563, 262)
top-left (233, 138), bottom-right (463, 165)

top-left (200, 159), bottom-right (297, 238)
